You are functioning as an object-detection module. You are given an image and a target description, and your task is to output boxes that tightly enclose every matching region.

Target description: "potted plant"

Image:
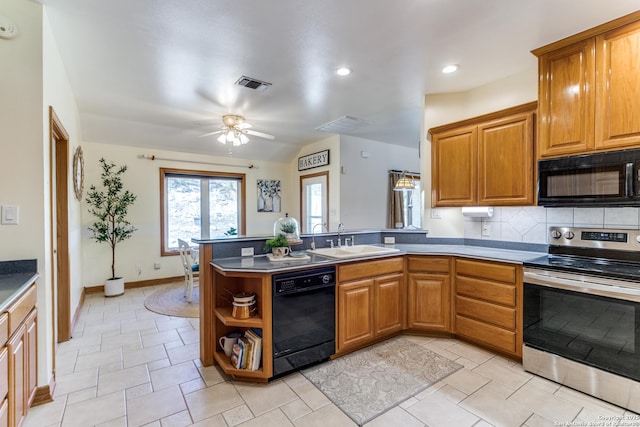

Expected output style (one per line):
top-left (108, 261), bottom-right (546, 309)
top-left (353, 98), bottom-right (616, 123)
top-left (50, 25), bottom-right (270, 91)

top-left (86, 158), bottom-right (137, 297)
top-left (264, 234), bottom-right (290, 258)
top-left (280, 222), bottom-right (296, 238)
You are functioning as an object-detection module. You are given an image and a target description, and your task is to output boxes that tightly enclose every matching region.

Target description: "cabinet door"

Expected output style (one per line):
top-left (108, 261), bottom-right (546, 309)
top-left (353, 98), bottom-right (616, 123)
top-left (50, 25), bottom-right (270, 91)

top-left (431, 126), bottom-right (477, 206)
top-left (407, 273), bottom-right (451, 332)
top-left (7, 324), bottom-right (25, 427)
top-left (478, 113), bottom-right (534, 205)
top-left (537, 38), bottom-right (595, 157)
top-left (25, 311), bottom-right (36, 407)
top-left (338, 279), bottom-right (374, 352)
top-left (374, 274), bottom-right (404, 337)
top-left (595, 20), bottom-right (640, 150)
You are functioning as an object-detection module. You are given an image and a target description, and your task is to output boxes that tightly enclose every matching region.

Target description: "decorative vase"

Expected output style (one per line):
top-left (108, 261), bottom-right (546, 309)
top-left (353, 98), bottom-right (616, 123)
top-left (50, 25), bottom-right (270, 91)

top-left (104, 277), bottom-right (125, 297)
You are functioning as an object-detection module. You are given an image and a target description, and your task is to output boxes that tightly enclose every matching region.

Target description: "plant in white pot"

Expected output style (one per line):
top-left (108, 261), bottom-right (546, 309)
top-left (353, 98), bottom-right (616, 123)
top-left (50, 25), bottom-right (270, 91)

top-left (86, 158), bottom-right (137, 297)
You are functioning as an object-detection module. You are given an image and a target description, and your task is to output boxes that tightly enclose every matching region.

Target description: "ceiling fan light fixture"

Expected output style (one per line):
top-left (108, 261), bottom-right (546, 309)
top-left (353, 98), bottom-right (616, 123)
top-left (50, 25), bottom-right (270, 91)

top-left (240, 133), bottom-right (249, 144)
top-left (216, 134), bottom-right (226, 144)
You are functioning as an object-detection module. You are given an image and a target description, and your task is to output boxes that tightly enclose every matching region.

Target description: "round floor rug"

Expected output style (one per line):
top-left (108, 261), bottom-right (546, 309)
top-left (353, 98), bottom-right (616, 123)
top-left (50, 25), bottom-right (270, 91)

top-left (144, 284), bottom-right (199, 318)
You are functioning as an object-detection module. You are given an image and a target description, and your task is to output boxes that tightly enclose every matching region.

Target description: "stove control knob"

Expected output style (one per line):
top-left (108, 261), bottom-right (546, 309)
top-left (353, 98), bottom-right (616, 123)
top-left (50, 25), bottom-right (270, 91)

top-left (564, 231), bottom-right (575, 240)
top-left (550, 230), bottom-right (562, 239)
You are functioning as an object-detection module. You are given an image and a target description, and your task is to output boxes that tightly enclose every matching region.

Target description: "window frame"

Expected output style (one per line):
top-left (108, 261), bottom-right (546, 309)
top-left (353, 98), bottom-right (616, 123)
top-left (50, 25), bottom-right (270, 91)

top-left (299, 171), bottom-right (329, 234)
top-left (160, 167), bottom-right (246, 256)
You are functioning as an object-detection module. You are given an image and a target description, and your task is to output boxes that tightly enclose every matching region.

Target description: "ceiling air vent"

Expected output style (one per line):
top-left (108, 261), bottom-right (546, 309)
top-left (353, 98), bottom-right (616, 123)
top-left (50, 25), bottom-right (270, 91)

top-left (316, 116), bottom-right (373, 134)
top-left (235, 76), bottom-right (272, 91)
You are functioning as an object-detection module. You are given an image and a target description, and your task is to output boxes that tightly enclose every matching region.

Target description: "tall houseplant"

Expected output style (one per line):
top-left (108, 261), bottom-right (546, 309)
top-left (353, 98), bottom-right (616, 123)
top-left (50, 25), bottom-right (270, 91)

top-left (86, 158), bottom-right (137, 296)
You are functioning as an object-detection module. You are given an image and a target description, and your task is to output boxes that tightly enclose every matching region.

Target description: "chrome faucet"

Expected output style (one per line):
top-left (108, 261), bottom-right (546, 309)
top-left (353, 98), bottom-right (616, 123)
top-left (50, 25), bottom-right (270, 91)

top-left (337, 223), bottom-right (345, 247)
top-left (310, 223), bottom-right (328, 250)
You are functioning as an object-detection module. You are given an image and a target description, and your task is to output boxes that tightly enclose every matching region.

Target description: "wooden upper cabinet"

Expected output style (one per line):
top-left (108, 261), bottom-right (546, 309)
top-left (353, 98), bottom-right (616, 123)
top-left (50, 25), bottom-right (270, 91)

top-left (537, 39), bottom-right (595, 157)
top-left (430, 102), bottom-right (536, 207)
top-left (431, 126), bottom-right (477, 206)
top-left (534, 11), bottom-right (640, 157)
top-left (595, 20), bottom-right (640, 150)
top-left (478, 113), bottom-right (534, 205)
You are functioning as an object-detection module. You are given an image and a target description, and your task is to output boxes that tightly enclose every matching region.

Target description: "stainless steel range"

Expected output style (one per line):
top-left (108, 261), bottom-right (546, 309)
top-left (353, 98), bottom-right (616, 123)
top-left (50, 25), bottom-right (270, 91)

top-left (523, 227), bottom-right (640, 412)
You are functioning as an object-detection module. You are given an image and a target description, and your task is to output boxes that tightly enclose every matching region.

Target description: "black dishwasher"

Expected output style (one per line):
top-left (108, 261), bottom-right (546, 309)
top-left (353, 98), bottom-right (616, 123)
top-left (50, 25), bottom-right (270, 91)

top-left (272, 266), bottom-right (336, 377)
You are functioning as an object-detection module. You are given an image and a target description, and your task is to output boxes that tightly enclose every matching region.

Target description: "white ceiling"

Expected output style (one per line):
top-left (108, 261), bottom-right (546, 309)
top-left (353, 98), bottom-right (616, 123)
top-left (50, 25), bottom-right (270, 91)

top-left (38, 1), bottom-right (639, 162)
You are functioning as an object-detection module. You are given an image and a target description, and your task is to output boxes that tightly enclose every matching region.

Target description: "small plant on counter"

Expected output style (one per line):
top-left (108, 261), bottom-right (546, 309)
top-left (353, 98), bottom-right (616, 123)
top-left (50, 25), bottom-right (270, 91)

top-left (280, 223), bottom-right (296, 234)
top-left (264, 234), bottom-right (289, 251)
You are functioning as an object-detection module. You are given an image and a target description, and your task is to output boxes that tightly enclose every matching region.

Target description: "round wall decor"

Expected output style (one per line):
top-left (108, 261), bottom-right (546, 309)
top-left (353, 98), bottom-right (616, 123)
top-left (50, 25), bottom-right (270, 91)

top-left (73, 146), bottom-right (84, 200)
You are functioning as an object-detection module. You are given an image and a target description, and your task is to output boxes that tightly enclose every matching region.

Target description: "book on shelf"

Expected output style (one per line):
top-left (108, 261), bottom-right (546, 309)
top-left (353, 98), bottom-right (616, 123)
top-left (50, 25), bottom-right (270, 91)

top-left (230, 341), bottom-right (244, 369)
top-left (244, 328), bottom-right (262, 371)
top-left (238, 337), bottom-right (253, 370)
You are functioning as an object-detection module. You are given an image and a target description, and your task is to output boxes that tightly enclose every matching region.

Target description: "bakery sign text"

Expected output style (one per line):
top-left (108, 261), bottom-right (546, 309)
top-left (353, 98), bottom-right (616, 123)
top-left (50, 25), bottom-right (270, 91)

top-left (298, 150), bottom-right (330, 171)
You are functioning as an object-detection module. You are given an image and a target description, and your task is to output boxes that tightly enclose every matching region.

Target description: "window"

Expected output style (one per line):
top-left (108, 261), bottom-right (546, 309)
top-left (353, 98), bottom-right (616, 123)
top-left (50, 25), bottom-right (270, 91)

top-left (388, 171), bottom-right (421, 229)
top-left (402, 178), bottom-right (422, 229)
top-left (300, 171), bottom-right (328, 233)
top-left (161, 168), bottom-right (245, 255)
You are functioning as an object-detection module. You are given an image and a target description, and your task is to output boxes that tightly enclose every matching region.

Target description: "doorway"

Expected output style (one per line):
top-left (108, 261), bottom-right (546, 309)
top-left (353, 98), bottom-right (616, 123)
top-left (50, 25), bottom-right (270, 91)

top-left (300, 171), bottom-right (329, 234)
top-left (49, 107), bottom-right (71, 344)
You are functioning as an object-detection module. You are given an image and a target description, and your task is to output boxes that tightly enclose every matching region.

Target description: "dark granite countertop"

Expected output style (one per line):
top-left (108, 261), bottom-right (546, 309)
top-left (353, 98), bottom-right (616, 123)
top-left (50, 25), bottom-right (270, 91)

top-left (0, 259), bottom-right (38, 313)
top-left (210, 243), bottom-right (545, 273)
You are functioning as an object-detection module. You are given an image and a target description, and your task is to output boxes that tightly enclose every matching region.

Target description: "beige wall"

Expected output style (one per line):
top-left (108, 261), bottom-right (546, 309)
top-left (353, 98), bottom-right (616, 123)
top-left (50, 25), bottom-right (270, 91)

top-left (0, 0), bottom-right (54, 389)
top-left (81, 143), bottom-right (294, 286)
top-left (422, 67), bottom-right (538, 237)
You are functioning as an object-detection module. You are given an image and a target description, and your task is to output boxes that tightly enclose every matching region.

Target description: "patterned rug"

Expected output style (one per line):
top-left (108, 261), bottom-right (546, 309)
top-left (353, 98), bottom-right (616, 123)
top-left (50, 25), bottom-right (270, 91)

top-left (143, 283), bottom-right (199, 318)
top-left (302, 337), bottom-right (462, 425)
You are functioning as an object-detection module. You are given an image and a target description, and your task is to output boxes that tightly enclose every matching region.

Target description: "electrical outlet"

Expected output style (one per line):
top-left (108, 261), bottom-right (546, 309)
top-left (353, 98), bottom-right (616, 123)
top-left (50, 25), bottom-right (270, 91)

top-left (430, 209), bottom-right (442, 219)
top-left (482, 223), bottom-right (491, 237)
top-left (384, 237), bottom-right (395, 244)
top-left (154, 262), bottom-right (161, 270)
top-left (136, 264), bottom-right (142, 275)
top-left (241, 247), bottom-right (254, 257)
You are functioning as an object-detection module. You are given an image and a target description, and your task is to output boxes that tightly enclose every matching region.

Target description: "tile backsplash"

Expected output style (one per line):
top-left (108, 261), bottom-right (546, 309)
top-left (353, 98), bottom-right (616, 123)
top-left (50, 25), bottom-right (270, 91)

top-left (464, 207), bottom-right (640, 244)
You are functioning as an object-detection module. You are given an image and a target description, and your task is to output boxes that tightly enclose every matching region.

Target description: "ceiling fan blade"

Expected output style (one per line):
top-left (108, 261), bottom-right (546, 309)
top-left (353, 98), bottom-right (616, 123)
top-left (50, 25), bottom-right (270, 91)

top-left (199, 130), bottom-right (224, 138)
top-left (237, 122), bottom-right (252, 129)
top-left (245, 129), bottom-right (275, 140)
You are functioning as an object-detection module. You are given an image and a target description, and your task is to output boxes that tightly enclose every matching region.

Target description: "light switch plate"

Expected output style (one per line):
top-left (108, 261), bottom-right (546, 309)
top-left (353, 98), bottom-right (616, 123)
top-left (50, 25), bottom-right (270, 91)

top-left (384, 237), bottom-right (395, 244)
top-left (1, 205), bottom-right (18, 225)
top-left (430, 209), bottom-right (442, 219)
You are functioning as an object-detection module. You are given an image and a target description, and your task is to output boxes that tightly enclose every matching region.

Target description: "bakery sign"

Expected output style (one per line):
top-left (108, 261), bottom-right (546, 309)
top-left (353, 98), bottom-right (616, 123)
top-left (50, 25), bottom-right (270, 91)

top-left (298, 149), bottom-right (330, 171)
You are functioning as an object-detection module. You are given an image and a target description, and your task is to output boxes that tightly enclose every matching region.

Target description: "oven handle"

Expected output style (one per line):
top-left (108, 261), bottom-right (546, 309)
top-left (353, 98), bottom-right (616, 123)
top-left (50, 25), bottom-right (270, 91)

top-left (524, 270), bottom-right (640, 302)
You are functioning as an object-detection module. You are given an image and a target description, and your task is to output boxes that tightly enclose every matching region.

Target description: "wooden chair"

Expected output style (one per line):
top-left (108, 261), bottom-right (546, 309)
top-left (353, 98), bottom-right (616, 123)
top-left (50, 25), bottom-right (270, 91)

top-left (178, 239), bottom-right (199, 303)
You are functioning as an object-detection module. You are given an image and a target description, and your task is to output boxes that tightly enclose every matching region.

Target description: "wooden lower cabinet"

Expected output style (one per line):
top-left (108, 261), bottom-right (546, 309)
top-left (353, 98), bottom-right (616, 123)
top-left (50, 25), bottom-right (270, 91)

top-left (454, 259), bottom-right (522, 357)
top-left (407, 256), bottom-right (452, 332)
top-left (3, 285), bottom-right (37, 427)
top-left (338, 279), bottom-right (375, 351)
top-left (337, 257), bottom-right (404, 353)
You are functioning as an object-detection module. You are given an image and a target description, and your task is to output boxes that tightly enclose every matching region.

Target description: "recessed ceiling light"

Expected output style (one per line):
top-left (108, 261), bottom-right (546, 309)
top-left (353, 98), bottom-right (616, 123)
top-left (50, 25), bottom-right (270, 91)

top-left (336, 67), bottom-right (352, 76)
top-left (442, 64), bottom-right (460, 74)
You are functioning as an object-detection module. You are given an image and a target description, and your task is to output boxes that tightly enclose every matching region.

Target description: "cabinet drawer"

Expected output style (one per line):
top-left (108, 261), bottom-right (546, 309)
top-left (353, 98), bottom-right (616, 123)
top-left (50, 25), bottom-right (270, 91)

top-left (0, 314), bottom-right (7, 346)
top-left (456, 295), bottom-right (515, 330)
top-left (339, 257), bottom-right (404, 282)
top-left (456, 276), bottom-right (516, 306)
top-left (456, 315), bottom-right (517, 354)
top-left (407, 256), bottom-right (450, 273)
top-left (0, 347), bottom-right (6, 401)
top-left (456, 259), bottom-right (516, 283)
top-left (8, 285), bottom-right (36, 336)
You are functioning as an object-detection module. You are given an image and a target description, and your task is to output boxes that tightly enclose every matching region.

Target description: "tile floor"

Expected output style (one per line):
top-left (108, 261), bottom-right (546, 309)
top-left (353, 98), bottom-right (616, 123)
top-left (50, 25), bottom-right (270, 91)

top-left (24, 284), bottom-right (640, 427)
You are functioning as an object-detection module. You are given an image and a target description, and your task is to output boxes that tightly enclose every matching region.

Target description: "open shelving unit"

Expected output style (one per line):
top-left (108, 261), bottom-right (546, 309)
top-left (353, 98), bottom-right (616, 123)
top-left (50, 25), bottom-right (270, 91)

top-left (210, 268), bottom-right (273, 381)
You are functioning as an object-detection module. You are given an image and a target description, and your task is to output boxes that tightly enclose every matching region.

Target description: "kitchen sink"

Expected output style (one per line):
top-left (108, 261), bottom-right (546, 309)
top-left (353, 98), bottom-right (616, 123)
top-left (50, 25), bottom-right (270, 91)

top-left (308, 244), bottom-right (400, 259)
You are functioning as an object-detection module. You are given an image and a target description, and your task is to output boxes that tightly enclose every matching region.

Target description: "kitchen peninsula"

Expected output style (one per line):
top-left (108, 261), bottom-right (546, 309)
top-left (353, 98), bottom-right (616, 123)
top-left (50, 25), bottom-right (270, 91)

top-left (195, 232), bottom-right (544, 382)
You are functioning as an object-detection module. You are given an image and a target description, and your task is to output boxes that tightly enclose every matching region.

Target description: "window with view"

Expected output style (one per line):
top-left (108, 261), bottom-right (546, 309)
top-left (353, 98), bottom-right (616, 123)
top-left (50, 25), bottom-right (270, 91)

top-left (161, 168), bottom-right (245, 254)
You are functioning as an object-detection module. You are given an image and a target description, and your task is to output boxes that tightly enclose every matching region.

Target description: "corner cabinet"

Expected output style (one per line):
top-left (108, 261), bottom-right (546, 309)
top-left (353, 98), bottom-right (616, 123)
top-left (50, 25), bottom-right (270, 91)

top-left (454, 259), bottom-right (522, 358)
top-left (337, 257), bottom-right (404, 354)
top-left (406, 256), bottom-right (452, 333)
top-left (534, 12), bottom-right (640, 158)
top-left (430, 102), bottom-right (536, 207)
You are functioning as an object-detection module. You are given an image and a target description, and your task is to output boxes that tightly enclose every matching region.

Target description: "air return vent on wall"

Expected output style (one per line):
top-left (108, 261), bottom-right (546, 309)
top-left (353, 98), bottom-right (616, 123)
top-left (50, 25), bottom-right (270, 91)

top-left (235, 76), bottom-right (272, 91)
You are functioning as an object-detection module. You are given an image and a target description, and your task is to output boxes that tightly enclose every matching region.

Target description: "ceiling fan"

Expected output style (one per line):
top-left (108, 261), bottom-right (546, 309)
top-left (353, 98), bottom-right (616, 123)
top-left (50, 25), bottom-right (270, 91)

top-left (200, 115), bottom-right (275, 146)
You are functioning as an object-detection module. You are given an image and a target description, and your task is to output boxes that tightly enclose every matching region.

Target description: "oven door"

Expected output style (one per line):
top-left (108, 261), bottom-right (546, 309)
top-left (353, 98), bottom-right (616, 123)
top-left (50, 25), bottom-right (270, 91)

top-left (523, 271), bottom-right (640, 381)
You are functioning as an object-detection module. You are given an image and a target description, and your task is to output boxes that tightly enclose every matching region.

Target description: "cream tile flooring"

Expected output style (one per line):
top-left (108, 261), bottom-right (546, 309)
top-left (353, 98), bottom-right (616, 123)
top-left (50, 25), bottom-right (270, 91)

top-left (24, 284), bottom-right (640, 427)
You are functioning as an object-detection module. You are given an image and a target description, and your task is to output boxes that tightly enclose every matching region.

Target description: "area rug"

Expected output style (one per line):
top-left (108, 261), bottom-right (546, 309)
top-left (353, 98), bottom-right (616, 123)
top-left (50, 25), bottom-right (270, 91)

top-left (301, 337), bottom-right (462, 425)
top-left (143, 284), bottom-right (199, 318)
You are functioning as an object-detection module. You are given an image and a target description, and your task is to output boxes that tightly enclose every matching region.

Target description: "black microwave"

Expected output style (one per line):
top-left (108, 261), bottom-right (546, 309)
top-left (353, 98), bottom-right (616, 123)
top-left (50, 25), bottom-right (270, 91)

top-left (538, 148), bottom-right (640, 207)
